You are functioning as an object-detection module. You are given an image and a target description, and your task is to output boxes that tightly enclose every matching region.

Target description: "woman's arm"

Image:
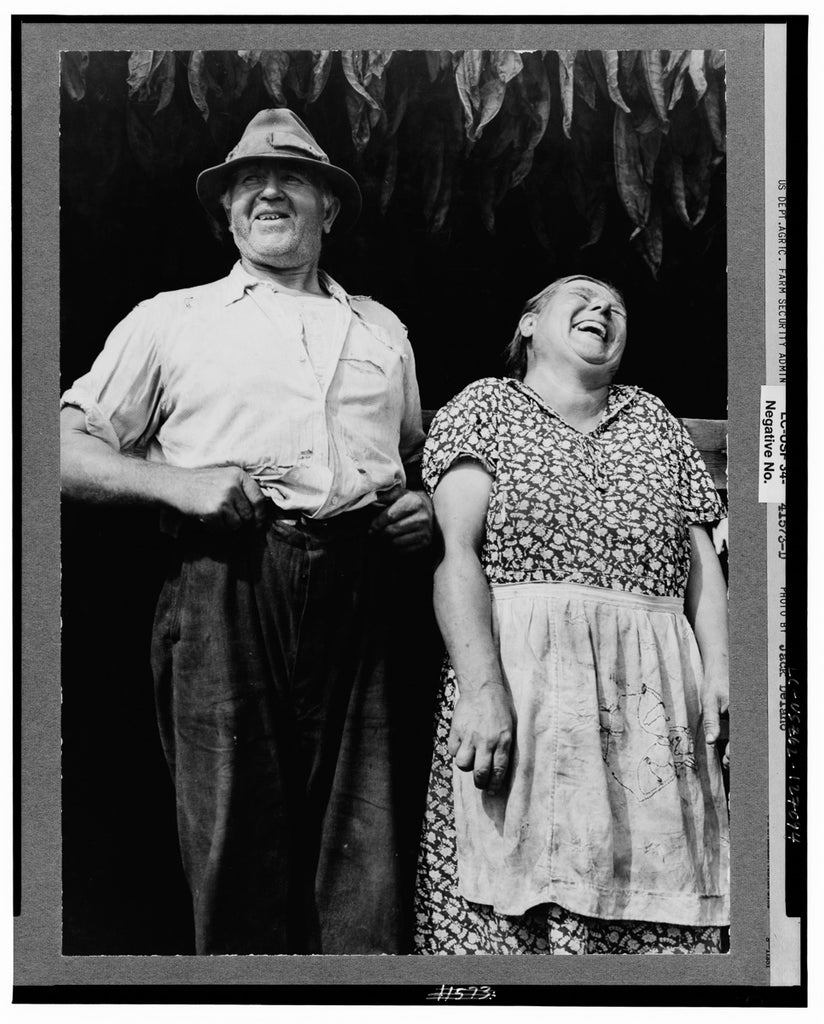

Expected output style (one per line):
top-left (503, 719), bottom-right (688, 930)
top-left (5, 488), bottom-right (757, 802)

top-left (685, 523), bottom-right (730, 764)
top-left (432, 460), bottom-right (515, 795)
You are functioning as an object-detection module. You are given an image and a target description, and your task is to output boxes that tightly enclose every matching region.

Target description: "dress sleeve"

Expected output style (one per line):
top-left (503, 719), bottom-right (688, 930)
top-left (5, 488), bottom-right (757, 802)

top-left (422, 380), bottom-right (500, 497)
top-left (671, 414), bottom-right (727, 526)
top-left (60, 299), bottom-right (165, 453)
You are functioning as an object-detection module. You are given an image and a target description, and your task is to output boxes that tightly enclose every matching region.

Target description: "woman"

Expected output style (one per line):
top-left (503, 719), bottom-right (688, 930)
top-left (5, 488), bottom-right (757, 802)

top-left (413, 275), bottom-right (729, 955)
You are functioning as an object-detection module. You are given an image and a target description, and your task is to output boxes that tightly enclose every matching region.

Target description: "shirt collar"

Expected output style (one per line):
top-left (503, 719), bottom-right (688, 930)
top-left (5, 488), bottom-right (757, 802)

top-left (506, 378), bottom-right (638, 430)
top-left (222, 261), bottom-right (350, 306)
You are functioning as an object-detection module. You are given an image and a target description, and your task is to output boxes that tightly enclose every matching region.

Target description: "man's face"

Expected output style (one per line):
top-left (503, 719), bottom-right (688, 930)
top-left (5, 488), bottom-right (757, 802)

top-left (224, 160), bottom-right (340, 273)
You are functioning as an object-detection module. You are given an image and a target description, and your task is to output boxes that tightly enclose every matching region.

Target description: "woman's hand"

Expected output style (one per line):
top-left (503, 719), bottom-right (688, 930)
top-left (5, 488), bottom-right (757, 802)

top-left (685, 525), bottom-right (730, 770)
top-left (702, 669), bottom-right (730, 767)
top-left (448, 681), bottom-right (515, 795)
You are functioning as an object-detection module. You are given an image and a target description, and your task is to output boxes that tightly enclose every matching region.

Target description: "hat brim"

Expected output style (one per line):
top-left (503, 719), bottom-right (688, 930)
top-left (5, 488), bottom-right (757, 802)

top-left (196, 154), bottom-right (362, 232)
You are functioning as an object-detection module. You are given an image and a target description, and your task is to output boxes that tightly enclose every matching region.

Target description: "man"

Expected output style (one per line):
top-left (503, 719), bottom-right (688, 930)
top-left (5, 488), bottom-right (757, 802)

top-left (60, 109), bottom-right (434, 954)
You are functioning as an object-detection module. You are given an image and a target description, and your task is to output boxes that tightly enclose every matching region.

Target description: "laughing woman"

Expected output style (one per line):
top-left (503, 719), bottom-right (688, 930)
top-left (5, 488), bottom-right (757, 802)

top-left (413, 275), bottom-right (729, 955)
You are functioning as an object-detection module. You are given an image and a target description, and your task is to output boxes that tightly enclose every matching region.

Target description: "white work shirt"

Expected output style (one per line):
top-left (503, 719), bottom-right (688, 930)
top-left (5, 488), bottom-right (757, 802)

top-left (61, 262), bottom-right (426, 518)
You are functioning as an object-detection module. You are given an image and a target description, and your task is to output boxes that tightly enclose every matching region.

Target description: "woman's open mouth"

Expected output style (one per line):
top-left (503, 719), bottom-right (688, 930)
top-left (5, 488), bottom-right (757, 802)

top-left (573, 319), bottom-right (608, 341)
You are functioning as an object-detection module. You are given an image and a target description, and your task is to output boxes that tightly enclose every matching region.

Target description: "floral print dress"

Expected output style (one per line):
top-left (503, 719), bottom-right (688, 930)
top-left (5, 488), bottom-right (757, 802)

top-left (413, 378), bottom-right (729, 955)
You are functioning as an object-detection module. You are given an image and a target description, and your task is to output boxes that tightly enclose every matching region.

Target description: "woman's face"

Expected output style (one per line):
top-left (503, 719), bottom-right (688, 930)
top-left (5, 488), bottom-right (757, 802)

top-left (521, 278), bottom-right (627, 378)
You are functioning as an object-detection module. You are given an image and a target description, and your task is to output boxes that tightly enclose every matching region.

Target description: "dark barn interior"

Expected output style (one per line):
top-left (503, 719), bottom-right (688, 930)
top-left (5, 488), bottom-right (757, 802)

top-left (60, 48), bottom-right (727, 953)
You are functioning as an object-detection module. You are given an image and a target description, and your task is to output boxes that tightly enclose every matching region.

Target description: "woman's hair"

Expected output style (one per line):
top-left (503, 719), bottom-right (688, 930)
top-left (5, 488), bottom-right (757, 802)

top-left (502, 274), bottom-right (625, 380)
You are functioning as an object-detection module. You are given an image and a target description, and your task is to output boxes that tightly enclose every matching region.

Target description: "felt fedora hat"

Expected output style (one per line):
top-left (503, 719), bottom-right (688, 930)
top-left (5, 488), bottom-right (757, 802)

top-left (196, 108), bottom-right (362, 230)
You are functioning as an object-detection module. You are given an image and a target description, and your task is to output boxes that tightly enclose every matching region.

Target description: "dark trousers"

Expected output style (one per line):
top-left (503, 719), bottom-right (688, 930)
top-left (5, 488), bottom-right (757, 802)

top-left (151, 515), bottom-right (437, 954)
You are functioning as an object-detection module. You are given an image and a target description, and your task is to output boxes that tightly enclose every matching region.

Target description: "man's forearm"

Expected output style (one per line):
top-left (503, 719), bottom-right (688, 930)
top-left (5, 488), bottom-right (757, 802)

top-left (60, 409), bottom-right (268, 528)
top-left (61, 423), bottom-right (184, 507)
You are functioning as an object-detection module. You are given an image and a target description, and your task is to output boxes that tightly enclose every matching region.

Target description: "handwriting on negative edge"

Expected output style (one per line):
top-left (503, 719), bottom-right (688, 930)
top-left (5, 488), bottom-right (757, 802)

top-left (425, 985), bottom-right (496, 1002)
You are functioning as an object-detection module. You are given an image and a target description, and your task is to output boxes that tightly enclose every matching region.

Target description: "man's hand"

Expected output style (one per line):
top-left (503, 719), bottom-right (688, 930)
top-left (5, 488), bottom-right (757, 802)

top-left (172, 466), bottom-right (270, 531)
top-left (369, 486), bottom-right (433, 551)
top-left (448, 681), bottom-right (515, 795)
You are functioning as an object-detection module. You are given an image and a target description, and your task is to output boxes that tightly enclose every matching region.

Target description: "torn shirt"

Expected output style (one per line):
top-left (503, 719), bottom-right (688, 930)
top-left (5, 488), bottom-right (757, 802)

top-left (61, 262), bottom-right (425, 518)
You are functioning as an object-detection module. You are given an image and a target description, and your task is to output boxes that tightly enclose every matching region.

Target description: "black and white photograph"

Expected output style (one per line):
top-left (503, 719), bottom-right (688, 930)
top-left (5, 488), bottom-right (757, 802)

top-left (13, 13), bottom-right (806, 1006)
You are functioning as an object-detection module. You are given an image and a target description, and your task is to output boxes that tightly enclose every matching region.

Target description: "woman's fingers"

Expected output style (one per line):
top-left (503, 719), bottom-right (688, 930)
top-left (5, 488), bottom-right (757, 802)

top-left (487, 740), bottom-right (511, 796)
top-left (452, 737), bottom-right (477, 773)
top-left (449, 731), bottom-right (510, 792)
top-left (703, 702), bottom-right (721, 745)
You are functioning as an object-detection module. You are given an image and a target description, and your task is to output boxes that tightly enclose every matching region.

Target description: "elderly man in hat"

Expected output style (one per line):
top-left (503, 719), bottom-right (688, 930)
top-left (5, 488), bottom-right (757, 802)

top-left (60, 109), bottom-right (434, 954)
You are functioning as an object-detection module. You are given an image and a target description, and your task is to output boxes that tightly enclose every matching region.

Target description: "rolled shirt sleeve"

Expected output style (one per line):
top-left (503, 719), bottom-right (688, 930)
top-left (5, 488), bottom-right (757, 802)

top-left (61, 300), bottom-right (165, 453)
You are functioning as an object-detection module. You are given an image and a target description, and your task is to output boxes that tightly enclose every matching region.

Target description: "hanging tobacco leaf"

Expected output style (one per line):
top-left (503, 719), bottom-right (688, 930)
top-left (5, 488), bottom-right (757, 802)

top-left (367, 50), bottom-right (394, 79)
top-left (633, 200), bottom-right (663, 277)
top-left (702, 71), bottom-right (726, 155)
top-left (586, 50), bottom-right (611, 102)
top-left (573, 51), bottom-right (597, 110)
top-left (154, 52), bottom-right (177, 114)
top-left (61, 51), bottom-right (89, 101)
top-left (455, 50), bottom-right (514, 143)
top-left (380, 136), bottom-right (398, 213)
top-left (688, 50), bottom-right (707, 101)
top-left (583, 201), bottom-right (608, 248)
top-left (568, 153), bottom-right (608, 248)
top-left (341, 50), bottom-right (390, 151)
top-left (128, 50), bottom-right (176, 115)
top-left (431, 156), bottom-right (455, 233)
top-left (484, 99), bottom-right (519, 160)
top-left (344, 91), bottom-right (371, 152)
top-left (422, 125), bottom-right (445, 222)
top-left (217, 51), bottom-right (248, 100)
top-left (490, 50), bottom-right (523, 85)
top-left (667, 50), bottom-right (691, 110)
top-left (669, 152), bottom-right (689, 223)
top-left (665, 49), bottom-right (687, 75)
top-left (709, 49), bottom-right (726, 71)
top-left (479, 156), bottom-right (511, 234)
top-left (258, 51), bottom-right (290, 106)
top-left (619, 50), bottom-right (641, 100)
top-left (603, 50), bottom-right (631, 113)
top-left (306, 50), bottom-right (334, 103)
top-left (424, 50), bottom-right (452, 83)
top-left (511, 51), bottom-right (550, 187)
top-left (522, 174), bottom-right (555, 252)
top-left (386, 80), bottom-right (409, 137)
top-left (188, 50), bottom-right (210, 119)
top-left (284, 51), bottom-right (312, 99)
top-left (640, 50), bottom-right (668, 125)
top-left (341, 50), bottom-right (389, 106)
top-left (683, 128), bottom-right (713, 226)
top-left (418, 88), bottom-right (463, 233)
top-left (638, 124), bottom-right (663, 196)
top-left (557, 49), bottom-right (577, 138)
top-left (127, 51), bottom-right (163, 96)
top-left (567, 96), bottom-right (610, 249)
top-left (454, 50), bottom-right (484, 142)
top-left (614, 107), bottom-right (651, 229)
